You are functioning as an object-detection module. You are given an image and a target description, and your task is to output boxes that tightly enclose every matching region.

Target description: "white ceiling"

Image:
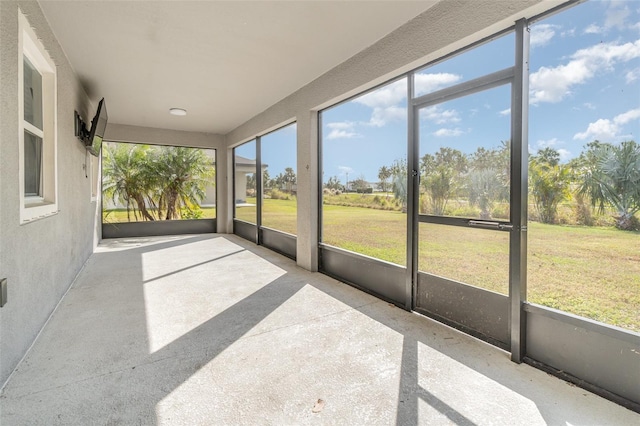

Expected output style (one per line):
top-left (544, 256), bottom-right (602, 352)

top-left (39, 1), bottom-right (439, 134)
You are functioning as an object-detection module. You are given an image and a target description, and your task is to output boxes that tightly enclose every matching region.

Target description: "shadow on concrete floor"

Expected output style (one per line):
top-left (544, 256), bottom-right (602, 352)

top-left (1, 234), bottom-right (637, 425)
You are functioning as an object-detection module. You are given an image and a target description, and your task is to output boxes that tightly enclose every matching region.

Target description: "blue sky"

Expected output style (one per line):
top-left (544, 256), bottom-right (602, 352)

top-left (234, 123), bottom-right (297, 178)
top-left (320, 0), bottom-right (639, 184)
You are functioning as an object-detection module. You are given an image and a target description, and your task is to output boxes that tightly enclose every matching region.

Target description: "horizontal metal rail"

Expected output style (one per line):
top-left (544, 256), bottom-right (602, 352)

top-left (418, 214), bottom-right (512, 231)
top-left (413, 67), bottom-right (514, 109)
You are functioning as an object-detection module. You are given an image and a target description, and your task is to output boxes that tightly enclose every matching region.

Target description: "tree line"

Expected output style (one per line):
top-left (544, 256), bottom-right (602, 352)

top-left (246, 167), bottom-right (297, 195)
top-left (324, 140), bottom-right (639, 230)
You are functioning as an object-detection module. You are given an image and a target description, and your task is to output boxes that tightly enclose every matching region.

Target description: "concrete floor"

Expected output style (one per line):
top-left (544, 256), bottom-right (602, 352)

top-left (1, 234), bottom-right (638, 425)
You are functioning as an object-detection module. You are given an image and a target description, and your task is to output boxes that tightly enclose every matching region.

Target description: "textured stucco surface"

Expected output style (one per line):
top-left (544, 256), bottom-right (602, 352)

top-left (0, 1), bottom-right (97, 387)
top-left (223, 0), bottom-right (559, 271)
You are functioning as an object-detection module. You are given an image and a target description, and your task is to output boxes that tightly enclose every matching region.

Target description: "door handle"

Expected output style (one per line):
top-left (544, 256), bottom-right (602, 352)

top-left (468, 220), bottom-right (513, 231)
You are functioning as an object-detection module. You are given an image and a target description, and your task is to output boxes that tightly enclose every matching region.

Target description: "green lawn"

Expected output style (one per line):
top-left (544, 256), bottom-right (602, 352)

top-left (103, 207), bottom-right (216, 222)
top-left (323, 204), bottom-right (640, 332)
top-left (105, 200), bottom-right (639, 332)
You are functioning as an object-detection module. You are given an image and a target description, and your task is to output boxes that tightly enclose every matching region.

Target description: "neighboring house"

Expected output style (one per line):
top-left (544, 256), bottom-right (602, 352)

top-left (234, 155), bottom-right (267, 204)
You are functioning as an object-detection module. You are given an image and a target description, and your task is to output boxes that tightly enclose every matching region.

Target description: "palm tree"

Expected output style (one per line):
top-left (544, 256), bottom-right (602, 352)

top-left (102, 143), bottom-right (157, 221)
top-left (529, 150), bottom-right (571, 224)
top-left (468, 169), bottom-right (505, 219)
top-left (151, 146), bottom-right (216, 220)
top-left (420, 147), bottom-right (468, 215)
top-left (325, 176), bottom-right (343, 191)
top-left (578, 140), bottom-right (640, 230)
top-left (378, 166), bottom-right (391, 193)
top-left (468, 144), bottom-right (510, 219)
top-left (283, 167), bottom-right (296, 194)
top-left (391, 159), bottom-right (408, 212)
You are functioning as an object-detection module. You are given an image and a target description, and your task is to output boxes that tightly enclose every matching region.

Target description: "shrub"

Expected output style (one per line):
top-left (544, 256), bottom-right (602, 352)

top-left (269, 189), bottom-right (291, 200)
top-left (555, 205), bottom-right (575, 225)
top-left (491, 204), bottom-right (510, 220)
top-left (181, 207), bottom-right (203, 219)
top-left (573, 195), bottom-right (593, 226)
top-left (448, 205), bottom-right (481, 218)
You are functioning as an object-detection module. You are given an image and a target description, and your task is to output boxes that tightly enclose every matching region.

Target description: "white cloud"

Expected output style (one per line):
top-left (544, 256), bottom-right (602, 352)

top-left (604, 1), bottom-right (631, 31)
top-left (433, 128), bottom-right (464, 137)
top-left (326, 121), bottom-right (360, 140)
top-left (530, 40), bottom-right (640, 104)
top-left (573, 108), bottom-right (640, 141)
top-left (499, 108), bottom-right (511, 116)
top-left (584, 102), bottom-right (596, 110)
top-left (574, 119), bottom-right (619, 141)
top-left (584, 1), bottom-right (632, 34)
top-left (537, 138), bottom-right (560, 148)
top-left (352, 73), bottom-right (462, 127)
top-left (327, 130), bottom-right (360, 140)
top-left (561, 28), bottom-right (576, 38)
top-left (367, 106), bottom-right (407, 127)
top-left (338, 166), bottom-right (354, 176)
top-left (420, 105), bottom-right (460, 124)
top-left (353, 80), bottom-right (408, 127)
top-left (558, 148), bottom-right (572, 162)
top-left (625, 67), bottom-right (640, 83)
top-left (355, 80), bottom-right (406, 108)
top-left (414, 72), bottom-right (462, 95)
top-left (531, 24), bottom-right (558, 48)
top-left (584, 24), bottom-right (603, 34)
top-left (615, 108), bottom-right (640, 124)
top-left (327, 121), bottom-right (353, 130)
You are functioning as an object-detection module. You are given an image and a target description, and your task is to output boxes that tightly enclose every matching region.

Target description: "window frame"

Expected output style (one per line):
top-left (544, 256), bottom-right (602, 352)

top-left (90, 152), bottom-right (100, 201)
top-left (18, 10), bottom-right (58, 224)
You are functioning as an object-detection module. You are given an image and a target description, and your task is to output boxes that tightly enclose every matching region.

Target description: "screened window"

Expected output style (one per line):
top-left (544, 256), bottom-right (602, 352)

top-left (527, 1), bottom-right (640, 332)
top-left (414, 33), bottom-right (514, 98)
top-left (102, 142), bottom-right (216, 223)
top-left (261, 123), bottom-right (297, 235)
top-left (321, 78), bottom-right (408, 266)
top-left (234, 140), bottom-right (257, 224)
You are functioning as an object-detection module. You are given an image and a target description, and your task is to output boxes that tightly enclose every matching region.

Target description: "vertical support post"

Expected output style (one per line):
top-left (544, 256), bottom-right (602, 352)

top-left (406, 75), bottom-right (418, 311)
top-left (317, 111), bottom-right (324, 248)
top-left (230, 147), bottom-right (236, 234)
top-left (510, 18), bottom-right (530, 363)
top-left (298, 111), bottom-right (319, 271)
top-left (256, 137), bottom-right (262, 245)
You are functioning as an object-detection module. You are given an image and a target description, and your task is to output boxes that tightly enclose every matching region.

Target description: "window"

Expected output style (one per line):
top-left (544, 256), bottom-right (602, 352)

top-left (320, 78), bottom-right (408, 266)
top-left (19, 11), bottom-right (58, 223)
top-left (233, 140), bottom-right (257, 224)
top-left (527, 1), bottom-right (640, 332)
top-left (101, 142), bottom-right (216, 223)
top-left (261, 123), bottom-right (297, 235)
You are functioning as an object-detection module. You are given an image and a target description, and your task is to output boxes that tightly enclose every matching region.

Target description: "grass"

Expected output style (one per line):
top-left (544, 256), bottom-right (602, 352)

top-left (103, 207), bottom-right (216, 222)
top-left (323, 204), bottom-right (640, 332)
top-left (105, 199), bottom-right (640, 332)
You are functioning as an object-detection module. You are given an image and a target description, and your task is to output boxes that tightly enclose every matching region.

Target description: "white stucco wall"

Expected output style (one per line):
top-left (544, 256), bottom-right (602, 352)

top-left (0, 1), bottom-right (101, 387)
top-left (224, 0), bottom-right (561, 271)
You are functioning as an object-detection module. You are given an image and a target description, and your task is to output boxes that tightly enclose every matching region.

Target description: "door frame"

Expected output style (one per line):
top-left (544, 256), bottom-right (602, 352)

top-left (405, 19), bottom-right (529, 360)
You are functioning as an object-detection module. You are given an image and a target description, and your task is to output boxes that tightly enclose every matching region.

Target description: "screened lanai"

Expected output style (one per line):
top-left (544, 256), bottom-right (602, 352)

top-left (1, 0), bottom-right (638, 422)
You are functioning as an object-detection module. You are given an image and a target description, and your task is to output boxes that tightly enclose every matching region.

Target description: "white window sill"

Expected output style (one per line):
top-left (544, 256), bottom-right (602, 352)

top-left (20, 202), bottom-right (59, 224)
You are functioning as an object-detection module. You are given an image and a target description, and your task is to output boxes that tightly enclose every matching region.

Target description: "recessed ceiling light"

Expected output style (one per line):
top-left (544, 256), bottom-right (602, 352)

top-left (169, 108), bottom-right (187, 116)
